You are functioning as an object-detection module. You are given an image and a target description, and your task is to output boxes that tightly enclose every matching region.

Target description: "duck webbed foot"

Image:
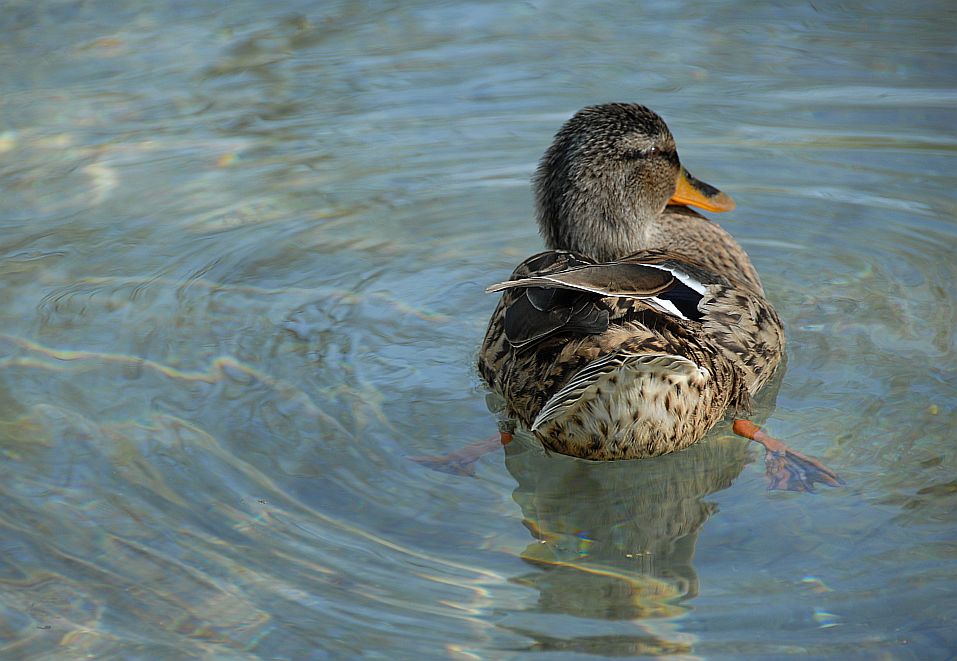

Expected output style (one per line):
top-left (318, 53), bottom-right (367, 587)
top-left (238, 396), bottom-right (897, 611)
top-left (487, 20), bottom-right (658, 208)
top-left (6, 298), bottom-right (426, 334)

top-left (732, 420), bottom-right (843, 492)
top-left (408, 422), bottom-right (514, 476)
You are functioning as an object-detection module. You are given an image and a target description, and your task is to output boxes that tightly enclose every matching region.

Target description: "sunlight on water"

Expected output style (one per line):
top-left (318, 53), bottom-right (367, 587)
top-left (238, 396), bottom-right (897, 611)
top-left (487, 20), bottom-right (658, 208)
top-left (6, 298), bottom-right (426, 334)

top-left (1, 0), bottom-right (954, 658)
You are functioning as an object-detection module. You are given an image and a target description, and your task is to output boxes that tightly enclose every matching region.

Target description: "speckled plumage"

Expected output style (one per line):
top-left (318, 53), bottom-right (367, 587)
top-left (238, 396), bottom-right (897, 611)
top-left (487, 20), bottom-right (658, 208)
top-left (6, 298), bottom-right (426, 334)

top-left (478, 103), bottom-right (785, 460)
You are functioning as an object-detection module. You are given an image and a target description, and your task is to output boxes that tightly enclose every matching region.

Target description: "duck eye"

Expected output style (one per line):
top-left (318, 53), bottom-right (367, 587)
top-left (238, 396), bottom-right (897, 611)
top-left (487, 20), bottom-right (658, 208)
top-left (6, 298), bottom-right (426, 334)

top-left (622, 146), bottom-right (659, 161)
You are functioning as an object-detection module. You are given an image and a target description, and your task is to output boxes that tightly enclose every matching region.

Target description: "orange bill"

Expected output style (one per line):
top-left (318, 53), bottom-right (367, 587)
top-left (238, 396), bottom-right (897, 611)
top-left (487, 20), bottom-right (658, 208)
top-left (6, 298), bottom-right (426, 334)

top-left (669, 166), bottom-right (736, 212)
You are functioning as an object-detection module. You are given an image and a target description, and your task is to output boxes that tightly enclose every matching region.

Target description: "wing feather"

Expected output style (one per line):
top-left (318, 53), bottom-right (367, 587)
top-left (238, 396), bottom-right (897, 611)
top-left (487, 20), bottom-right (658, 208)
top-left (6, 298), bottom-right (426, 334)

top-left (489, 251), bottom-right (714, 349)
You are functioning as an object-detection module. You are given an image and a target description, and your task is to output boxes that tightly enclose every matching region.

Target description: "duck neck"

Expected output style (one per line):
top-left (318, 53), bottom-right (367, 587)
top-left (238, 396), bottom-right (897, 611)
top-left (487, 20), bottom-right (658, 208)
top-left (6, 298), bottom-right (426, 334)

top-left (539, 206), bottom-right (660, 263)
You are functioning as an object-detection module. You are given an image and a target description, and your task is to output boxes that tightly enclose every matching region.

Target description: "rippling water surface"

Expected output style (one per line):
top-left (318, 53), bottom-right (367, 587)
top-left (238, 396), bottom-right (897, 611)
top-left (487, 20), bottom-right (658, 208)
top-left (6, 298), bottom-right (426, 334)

top-left (1, 1), bottom-right (955, 658)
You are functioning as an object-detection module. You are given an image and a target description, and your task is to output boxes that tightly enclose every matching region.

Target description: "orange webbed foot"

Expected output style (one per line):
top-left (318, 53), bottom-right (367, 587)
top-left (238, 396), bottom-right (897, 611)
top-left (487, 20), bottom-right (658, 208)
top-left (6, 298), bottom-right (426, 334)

top-left (409, 424), bottom-right (514, 476)
top-left (733, 420), bottom-right (843, 492)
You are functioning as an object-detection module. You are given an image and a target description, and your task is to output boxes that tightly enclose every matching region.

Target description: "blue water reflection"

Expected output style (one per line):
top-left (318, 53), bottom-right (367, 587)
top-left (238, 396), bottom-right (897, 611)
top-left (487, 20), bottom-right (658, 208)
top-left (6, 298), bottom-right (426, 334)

top-left (1, 1), bottom-right (954, 658)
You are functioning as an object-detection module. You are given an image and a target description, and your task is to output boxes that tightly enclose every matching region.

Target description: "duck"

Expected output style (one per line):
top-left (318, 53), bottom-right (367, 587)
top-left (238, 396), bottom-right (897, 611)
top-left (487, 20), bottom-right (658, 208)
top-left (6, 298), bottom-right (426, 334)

top-left (476, 103), bottom-right (841, 491)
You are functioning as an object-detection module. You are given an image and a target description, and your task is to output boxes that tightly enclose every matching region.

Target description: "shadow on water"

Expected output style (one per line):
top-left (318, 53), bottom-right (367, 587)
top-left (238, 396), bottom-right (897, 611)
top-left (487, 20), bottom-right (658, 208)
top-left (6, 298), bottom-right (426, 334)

top-left (495, 368), bottom-right (785, 654)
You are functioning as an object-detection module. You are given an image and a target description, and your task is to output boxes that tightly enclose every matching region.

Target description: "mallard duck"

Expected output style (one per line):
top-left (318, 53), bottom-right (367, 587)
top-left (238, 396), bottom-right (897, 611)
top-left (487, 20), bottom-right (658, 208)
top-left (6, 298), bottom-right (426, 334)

top-left (477, 103), bottom-right (840, 490)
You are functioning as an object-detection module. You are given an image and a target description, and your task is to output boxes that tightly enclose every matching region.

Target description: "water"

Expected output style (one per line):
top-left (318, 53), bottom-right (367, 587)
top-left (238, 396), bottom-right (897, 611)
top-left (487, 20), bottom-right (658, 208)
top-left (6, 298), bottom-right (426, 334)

top-left (1, 1), bottom-right (955, 658)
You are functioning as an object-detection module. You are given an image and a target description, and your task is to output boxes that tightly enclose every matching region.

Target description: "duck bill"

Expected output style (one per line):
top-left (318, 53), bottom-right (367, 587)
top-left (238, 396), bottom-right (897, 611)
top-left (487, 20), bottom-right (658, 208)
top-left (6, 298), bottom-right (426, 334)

top-left (669, 167), bottom-right (736, 212)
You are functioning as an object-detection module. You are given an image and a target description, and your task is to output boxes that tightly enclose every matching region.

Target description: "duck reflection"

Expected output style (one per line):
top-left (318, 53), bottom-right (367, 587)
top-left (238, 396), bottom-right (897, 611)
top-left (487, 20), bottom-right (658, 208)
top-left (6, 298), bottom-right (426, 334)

top-left (504, 430), bottom-right (748, 620)
top-left (502, 368), bottom-right (784, 627)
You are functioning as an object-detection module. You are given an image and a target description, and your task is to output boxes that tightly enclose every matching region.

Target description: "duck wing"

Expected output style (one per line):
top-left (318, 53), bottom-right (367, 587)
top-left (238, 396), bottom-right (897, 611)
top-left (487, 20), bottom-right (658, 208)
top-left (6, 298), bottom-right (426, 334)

top-left (488, 250), bottom-right (711, 349)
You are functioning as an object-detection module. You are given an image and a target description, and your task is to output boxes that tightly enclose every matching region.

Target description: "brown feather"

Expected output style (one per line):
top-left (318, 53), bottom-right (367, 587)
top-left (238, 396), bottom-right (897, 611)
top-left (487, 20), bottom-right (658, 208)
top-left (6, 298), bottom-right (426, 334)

top-left (478, 103), bottom-right (784, 460)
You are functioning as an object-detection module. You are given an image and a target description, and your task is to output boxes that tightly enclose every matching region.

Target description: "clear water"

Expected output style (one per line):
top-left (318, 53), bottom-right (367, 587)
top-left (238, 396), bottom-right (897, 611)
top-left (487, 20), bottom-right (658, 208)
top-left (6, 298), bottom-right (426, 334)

top-left (1, 1), bottom-right (955, 658)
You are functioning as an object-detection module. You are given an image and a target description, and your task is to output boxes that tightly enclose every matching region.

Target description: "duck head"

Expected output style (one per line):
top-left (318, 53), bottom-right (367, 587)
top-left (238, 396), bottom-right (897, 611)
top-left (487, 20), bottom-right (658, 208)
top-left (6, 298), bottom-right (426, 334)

top-left (534, 103), bottom-right (735, 262)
